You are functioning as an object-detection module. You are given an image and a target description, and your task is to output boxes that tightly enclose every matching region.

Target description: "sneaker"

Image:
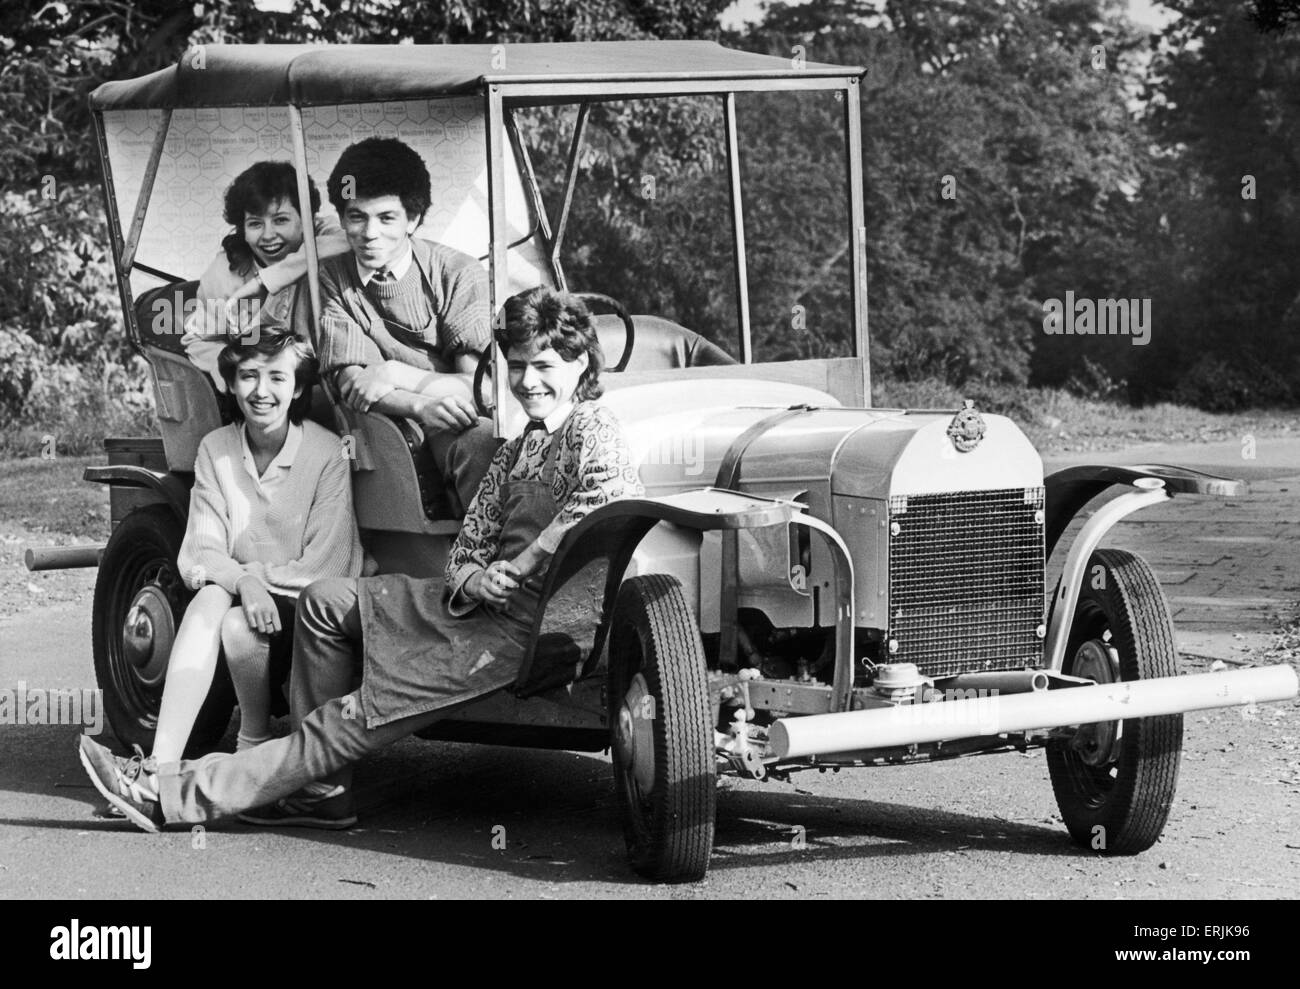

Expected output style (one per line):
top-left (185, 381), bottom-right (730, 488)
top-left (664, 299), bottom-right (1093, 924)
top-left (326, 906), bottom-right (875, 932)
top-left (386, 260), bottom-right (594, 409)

top-left (238, 787), bottom-right (357, 830)
top-left (77, 735), bottom-right (164, 833)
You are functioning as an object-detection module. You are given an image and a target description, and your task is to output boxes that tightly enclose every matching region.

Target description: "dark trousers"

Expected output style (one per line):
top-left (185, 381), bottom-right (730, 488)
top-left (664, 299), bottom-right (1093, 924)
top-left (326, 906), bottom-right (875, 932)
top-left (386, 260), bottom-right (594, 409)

top-left (156, 579), bottom-right (446, 824)
top-left (426, 417), bottom-right (500, 513)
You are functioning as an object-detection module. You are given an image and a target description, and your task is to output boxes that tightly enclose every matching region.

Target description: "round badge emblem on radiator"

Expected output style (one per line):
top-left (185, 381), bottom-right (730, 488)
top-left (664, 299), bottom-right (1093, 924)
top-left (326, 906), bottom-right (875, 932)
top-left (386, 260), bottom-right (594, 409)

top-left (946, 399), bottom-right (986, 453)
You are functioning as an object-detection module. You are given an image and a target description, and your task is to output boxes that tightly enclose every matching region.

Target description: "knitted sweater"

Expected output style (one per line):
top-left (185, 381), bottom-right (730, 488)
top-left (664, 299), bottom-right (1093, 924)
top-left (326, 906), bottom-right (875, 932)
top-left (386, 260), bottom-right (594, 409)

top-left (316, 237), bottom-right (491, 378)
top-left (363, 258), bottom-right (436, 337)
top-left (445, 402), bottom-right (644, 608)
top-left (177, 420), bottom-right (363, 598)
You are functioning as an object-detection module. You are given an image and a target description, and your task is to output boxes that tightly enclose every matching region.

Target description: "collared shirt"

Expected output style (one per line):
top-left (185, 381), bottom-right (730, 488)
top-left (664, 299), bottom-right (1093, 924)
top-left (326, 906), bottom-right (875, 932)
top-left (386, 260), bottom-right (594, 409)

top-left (237, 420), bottom-right (303, 497)
top-left (355, 239), bottom-right (414, 286)
top-left (537, 401), bottom-right (574, 435)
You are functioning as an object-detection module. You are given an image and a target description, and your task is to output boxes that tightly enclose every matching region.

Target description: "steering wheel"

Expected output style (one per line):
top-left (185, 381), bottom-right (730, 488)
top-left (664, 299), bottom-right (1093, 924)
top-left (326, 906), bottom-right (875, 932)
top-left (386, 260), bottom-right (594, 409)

top-left (472, 292), bottom-right (637, 418)
top-left (573, 293), bottom-right (635, 373)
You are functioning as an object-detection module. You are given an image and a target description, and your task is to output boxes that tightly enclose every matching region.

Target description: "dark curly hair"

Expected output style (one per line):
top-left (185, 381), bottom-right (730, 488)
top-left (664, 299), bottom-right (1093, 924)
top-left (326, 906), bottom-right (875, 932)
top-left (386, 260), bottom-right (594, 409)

top-left (498, 287), bottom-right (605, 403)
top-left (217, 329), bottom-right (318, 425)
top-left (220, 161), bottom-right (320, 274)
top-left (327, 137), bottom-right (432, 225)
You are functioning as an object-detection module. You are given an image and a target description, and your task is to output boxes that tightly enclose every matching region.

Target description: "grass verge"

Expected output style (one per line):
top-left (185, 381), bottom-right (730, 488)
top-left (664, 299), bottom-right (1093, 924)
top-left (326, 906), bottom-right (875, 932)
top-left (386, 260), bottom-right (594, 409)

top-left (875, 380), bottom-right (1300, 455)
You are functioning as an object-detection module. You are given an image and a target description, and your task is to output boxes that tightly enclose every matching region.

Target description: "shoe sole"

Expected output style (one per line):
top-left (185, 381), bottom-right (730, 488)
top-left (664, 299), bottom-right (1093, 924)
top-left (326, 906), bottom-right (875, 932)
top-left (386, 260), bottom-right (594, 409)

top-left (237, 811), bottom-right (357, 830)
top-left (78, 744), bottom-right (161, 834)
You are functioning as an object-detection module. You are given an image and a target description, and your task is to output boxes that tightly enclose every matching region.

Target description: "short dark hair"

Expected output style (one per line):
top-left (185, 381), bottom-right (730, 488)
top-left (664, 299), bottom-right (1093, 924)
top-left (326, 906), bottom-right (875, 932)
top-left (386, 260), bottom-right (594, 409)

top-left (217, 330), bottom-right (317, 425)
top-left (327, 137), bottom-right (432, 225)
top-left (220, 161), bottom-right (320, 273)
top-left (497, 287), bottom-right (605, 403)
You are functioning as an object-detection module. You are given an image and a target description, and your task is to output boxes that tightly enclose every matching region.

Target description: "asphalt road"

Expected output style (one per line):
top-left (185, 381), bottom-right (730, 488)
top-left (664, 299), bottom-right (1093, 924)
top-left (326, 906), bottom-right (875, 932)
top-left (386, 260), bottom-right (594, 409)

top-left (1, 439), bottom-right (1296, 899)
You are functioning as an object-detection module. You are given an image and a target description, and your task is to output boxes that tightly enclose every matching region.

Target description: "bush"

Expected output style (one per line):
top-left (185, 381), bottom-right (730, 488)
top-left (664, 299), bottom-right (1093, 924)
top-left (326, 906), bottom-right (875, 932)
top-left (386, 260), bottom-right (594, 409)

top-left (1170, 354), bottom-right (1297, 413)
top-left (0, 355), bottom-right (156, 459)
top-left (0, 183), bottom-right (126, 411)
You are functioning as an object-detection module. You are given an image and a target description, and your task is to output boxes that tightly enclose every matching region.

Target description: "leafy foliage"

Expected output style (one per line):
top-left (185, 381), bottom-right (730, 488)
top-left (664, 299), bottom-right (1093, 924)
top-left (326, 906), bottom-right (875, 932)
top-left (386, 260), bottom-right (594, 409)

top-left (2, 0), bottom-right (1299, 440)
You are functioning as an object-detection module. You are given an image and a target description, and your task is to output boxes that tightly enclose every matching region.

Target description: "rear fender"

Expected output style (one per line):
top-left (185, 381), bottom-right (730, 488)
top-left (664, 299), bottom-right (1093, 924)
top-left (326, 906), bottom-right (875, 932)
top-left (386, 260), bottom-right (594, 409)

top-left (84, 464), bottom-right (190, 525)
top-left (512, 489), bottom-right (797, 698)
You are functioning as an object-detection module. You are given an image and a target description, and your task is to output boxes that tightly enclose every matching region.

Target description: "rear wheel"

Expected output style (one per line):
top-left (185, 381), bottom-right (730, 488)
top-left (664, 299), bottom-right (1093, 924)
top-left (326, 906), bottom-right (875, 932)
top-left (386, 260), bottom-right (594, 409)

top-left (608, 574), bottom-right (715, 882)
top-left (1047, 548), bottom-right (1182, 854)
top-left (92, 505), bottom-right (235, 755)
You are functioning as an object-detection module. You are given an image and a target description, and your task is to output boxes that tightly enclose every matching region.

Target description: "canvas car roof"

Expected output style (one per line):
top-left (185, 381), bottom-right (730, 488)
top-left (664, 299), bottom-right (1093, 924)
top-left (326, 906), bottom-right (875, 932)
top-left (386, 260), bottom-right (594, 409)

top-left (89, 41), bottom-right (863, 109)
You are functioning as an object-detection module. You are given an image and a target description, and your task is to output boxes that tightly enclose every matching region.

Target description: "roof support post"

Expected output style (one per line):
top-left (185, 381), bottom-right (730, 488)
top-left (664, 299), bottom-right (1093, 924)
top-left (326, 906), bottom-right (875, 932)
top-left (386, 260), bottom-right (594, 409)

top-left (550, 102), bottom-right (589, 276)
top-left (94, 112), bottom-right (141, 350)
top-left (843, 78), bottom-right (870, 405)
top-left (120, 108), bottom-right (171, 276)
top-left (288, 105), bottom-right (322, 349)
top-left (723, 92), bottom-right (752, 364)
top-left (505, 108), bottom-right (563, 290)
top-left (485, 84), bottom-right (511, 434)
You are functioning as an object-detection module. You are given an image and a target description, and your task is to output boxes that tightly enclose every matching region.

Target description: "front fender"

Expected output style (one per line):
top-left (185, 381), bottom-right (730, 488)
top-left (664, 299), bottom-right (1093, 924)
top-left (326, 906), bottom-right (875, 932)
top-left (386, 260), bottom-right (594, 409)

top-left (512, 489), bottom-right (797, 697)
top-left (1044, 463), bottom-right (1246, 558)
top-left (1042, 463), bottom-right (1246, 673)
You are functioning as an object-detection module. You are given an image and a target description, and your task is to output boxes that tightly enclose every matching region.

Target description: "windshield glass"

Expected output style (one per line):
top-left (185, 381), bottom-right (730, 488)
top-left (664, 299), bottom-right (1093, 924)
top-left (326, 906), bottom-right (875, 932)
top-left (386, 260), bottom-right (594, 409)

top-left (521, 89), bottom-right (854, 363)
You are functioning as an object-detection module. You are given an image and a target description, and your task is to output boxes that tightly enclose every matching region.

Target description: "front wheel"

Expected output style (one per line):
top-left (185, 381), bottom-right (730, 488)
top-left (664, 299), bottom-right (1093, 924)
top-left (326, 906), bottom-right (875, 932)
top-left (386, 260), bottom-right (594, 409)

top-left (1047, 548), bottom-right (1183, 854)
top-left (92, 505), bottom-right (235, 754)
top-left (608, 574), bottom-right (715, 882)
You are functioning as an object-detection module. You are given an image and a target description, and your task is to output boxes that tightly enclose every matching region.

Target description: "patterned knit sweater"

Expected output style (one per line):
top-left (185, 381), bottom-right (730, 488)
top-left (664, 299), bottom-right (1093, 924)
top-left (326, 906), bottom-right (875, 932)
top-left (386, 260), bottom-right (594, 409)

top-left (178, 420), bottom-right (363, 598)
top-left (445, 401), bottom-right (643, 606)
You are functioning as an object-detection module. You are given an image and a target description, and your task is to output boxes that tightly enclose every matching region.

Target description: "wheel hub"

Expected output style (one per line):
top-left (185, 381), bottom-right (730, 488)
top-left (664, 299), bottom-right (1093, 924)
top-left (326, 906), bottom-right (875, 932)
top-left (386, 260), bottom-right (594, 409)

top-left (615, 673), bottom-right (656, 799)
top-left (1072, 638), bottom-right (1121, 766)
top-left (122, 584), bottom-right (176, 688)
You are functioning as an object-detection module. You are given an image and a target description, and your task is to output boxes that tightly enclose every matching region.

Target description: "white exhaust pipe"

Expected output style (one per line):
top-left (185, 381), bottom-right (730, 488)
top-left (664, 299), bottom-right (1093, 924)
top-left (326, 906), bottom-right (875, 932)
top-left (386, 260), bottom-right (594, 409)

top-left (768, 665), bottom-right (1299, 760)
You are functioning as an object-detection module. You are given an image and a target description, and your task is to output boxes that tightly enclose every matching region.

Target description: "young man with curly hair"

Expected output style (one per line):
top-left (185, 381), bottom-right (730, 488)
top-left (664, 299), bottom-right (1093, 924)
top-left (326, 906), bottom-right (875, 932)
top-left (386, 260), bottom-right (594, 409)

top-left (317, 136), bottom-right (498, 511)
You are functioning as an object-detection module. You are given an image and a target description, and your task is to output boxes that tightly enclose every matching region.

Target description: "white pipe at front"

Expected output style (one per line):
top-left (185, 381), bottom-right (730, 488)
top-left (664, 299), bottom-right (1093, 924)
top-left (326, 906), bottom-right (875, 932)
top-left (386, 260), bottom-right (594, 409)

top-left (768, 665), bottom-right (1299, 760)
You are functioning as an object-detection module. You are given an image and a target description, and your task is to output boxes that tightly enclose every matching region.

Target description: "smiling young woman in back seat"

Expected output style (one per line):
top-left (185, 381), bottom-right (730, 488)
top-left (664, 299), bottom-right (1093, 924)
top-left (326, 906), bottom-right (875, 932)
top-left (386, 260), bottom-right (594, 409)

top-left (181, 161), bottom-right (349, 392)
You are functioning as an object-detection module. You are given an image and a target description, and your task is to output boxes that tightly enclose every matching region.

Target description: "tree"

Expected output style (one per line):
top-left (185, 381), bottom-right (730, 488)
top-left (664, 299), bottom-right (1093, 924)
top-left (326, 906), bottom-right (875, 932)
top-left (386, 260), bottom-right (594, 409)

top-left (1138, 0), bottom-right (1300, 405)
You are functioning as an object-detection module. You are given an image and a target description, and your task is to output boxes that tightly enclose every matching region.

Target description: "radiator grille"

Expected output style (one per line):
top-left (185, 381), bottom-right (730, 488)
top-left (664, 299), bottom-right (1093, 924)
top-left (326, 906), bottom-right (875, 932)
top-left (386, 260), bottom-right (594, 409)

top-left (888, 488), bottom-right (1045, 677)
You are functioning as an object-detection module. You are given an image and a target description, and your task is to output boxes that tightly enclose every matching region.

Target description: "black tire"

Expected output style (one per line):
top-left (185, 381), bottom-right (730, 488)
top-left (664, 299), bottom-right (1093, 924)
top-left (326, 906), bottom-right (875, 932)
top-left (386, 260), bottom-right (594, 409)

top-left (92, 505), bottom-right (235, 755)
top-left (608, 574), bottom-right (715, 882)
top-left (1047, 548), bottom-right (1182, 854)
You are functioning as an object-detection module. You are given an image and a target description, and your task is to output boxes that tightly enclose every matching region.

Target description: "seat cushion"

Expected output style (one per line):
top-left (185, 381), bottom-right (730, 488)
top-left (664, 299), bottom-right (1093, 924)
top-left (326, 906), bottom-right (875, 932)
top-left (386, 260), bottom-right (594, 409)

top-left (135, 280), bottom-right (200, 357)
top-left (593, 314), bottom-right (737, 372)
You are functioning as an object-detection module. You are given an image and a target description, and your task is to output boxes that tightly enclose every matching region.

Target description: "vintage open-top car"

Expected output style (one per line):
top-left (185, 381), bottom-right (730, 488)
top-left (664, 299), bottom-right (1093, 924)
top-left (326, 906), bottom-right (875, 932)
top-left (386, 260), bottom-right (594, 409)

top-left (28, 41), bottom-right (1299, 882)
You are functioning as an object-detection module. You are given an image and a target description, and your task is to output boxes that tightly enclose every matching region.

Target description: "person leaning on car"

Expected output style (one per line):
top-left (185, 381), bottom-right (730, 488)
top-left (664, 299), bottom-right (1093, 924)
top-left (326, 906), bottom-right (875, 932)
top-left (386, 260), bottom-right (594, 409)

top-left (315, 136), bottom-right (498, 512)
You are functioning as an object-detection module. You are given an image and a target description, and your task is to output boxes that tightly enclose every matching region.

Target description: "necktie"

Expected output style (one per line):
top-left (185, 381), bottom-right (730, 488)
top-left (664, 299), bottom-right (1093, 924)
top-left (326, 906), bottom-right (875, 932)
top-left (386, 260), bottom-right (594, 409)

top-left (371, 268), bottom-right (393, 283)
